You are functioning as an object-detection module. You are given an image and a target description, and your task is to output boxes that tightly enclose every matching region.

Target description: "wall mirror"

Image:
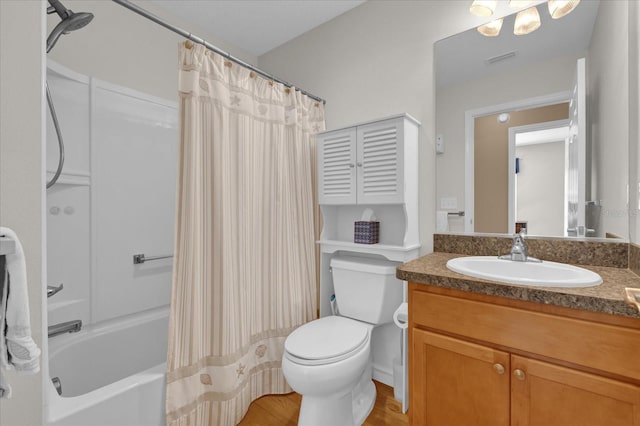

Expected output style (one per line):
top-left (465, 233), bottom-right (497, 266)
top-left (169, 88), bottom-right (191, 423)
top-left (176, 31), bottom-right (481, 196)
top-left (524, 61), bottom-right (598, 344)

top-left (435, 0), bottom-right (630, 240)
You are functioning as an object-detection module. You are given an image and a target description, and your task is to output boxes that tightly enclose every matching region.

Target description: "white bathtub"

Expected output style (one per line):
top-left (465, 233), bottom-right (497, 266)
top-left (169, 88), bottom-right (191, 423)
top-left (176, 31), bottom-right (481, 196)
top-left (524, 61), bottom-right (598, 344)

top-left (46, 308), bottom-right (169, 426)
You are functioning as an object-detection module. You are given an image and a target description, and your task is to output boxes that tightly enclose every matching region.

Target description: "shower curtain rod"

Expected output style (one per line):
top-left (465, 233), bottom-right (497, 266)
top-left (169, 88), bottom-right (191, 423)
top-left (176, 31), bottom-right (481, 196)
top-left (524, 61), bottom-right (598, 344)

top-left (112, 0), bottom-right (326, 105)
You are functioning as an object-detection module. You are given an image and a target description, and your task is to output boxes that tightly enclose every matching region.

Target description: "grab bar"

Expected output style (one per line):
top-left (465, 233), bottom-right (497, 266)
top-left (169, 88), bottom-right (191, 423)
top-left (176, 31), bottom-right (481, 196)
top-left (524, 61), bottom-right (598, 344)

top-left (132, 253), bottom-right (173, 264)
top-left (48, 320), bottom-right (82, 338)
top-left (47, 283), bottom-right (64, 298)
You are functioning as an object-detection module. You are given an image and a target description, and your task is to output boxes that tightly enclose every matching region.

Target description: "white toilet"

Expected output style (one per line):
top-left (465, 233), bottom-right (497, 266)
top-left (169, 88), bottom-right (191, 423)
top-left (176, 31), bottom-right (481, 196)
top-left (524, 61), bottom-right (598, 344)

top-left (282, 255), bottom-right (403, 426)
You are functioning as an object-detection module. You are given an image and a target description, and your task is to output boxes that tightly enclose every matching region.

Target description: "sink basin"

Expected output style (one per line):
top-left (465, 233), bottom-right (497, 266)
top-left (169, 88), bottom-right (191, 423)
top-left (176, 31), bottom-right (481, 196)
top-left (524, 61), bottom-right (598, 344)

top-left (446, 256), bottom-right (602, 288)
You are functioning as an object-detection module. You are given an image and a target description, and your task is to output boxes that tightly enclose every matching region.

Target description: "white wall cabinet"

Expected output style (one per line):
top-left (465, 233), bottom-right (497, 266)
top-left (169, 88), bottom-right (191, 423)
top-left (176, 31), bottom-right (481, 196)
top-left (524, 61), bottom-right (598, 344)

top-left (318, 116), bottom-right (408, 205)
top-left (317, 114), bottom-right (421, 263)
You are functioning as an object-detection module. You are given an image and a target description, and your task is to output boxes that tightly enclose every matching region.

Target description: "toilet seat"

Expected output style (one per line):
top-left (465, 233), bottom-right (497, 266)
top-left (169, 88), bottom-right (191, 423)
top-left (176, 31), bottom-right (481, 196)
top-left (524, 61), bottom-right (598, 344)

top-left (285, 316), bottom-right (370, 366)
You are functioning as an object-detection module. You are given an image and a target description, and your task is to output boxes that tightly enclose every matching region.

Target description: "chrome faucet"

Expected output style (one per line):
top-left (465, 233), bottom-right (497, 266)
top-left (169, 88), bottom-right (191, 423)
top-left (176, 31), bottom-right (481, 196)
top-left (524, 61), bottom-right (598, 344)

top-left (498, 232), bottom-right (541, 263)
top-left (509, 232), bottom-right (528, 262)
top-left (48, 319), bottom-right (82, 338)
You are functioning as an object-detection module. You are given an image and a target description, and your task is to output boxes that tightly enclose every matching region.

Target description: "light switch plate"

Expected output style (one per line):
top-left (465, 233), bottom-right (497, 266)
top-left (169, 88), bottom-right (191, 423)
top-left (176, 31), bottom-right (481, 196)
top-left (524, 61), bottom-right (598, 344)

top-left (436, 134), bottom-right (445, 154)
top-left (440, 197), bottom-right (457, 209)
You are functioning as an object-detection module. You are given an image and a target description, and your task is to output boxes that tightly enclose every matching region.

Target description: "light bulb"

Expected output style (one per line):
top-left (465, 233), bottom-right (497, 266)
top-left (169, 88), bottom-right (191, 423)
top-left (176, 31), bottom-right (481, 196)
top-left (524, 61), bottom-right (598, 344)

top-left (548, 0), bottom-right (581, 19)
top-left (514, 6), bottom-right (541, 35)
top-left (477, 18), bottom-right (504, 37)
top-left (470, 0), bottom-right (497, 17)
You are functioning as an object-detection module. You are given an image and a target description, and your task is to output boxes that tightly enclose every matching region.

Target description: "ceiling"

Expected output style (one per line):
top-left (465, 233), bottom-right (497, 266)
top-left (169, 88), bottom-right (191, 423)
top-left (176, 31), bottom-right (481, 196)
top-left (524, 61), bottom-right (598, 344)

top-left (436, 0), bottom-right (600, 88)
top-left (150, 0), bottom-right (365, 57)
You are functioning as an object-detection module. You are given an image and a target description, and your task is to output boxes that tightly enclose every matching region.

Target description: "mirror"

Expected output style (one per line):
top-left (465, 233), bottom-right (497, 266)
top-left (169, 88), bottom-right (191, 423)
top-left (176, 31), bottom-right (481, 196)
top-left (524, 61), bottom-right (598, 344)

top-left (435, 0), bottom-right (630, 240)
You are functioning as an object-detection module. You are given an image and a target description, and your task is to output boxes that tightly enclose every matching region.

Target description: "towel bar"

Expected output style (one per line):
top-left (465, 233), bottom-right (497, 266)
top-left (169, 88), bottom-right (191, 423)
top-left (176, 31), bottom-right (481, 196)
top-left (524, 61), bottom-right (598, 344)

top-left (133, 253), bottom-right (173, 264)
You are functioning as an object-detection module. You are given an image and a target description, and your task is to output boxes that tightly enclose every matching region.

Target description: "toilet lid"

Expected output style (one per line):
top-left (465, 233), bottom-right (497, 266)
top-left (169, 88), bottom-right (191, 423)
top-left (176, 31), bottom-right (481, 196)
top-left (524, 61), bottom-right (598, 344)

top-left (285, 316), bottom-right (369, 364)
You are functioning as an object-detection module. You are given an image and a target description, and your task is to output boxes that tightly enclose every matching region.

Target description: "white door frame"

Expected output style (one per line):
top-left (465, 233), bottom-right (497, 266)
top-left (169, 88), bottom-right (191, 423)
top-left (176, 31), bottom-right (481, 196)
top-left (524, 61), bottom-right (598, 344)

top-left (464, 91), bottom-right (571, 233)
top-left (508, 120), bottom-right (570, 235)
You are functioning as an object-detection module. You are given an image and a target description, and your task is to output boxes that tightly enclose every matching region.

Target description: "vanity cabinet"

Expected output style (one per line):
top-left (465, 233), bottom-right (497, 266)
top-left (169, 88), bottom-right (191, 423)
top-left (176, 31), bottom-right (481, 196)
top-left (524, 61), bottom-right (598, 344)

top-left (409, 284), bottom-right (640, 426)
top-left (317, 115), bottom-right (418, 205)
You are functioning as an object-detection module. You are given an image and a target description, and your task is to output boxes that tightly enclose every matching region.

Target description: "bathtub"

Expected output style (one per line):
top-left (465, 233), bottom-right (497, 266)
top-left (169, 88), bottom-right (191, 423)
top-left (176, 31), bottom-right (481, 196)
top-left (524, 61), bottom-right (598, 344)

top-left (46, 308), bottom-right (169, 426)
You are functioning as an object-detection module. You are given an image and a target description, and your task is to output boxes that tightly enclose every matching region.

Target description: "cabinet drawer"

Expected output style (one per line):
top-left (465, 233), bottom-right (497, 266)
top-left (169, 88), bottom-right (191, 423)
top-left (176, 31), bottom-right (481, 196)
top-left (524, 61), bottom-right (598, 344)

top-left (411, 289), bottom-right (640, 381)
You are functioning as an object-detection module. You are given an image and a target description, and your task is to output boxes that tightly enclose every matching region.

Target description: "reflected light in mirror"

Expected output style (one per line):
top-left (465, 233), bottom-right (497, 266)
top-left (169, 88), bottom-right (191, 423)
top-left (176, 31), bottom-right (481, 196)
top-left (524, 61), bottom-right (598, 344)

top-left (470, 0), bottom-right (497, 17)
top-left (514, 6), bottom-right (541, 35)
top-left (477, 18), bottom-right (504, 37)
top-left (548, 0), bottom-right (581, 19)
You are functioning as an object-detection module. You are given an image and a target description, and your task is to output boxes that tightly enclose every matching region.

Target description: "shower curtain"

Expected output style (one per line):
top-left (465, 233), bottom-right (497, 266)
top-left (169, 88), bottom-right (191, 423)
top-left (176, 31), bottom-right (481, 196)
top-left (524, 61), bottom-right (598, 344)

top-left (166, 42), bottom-right (325, 426)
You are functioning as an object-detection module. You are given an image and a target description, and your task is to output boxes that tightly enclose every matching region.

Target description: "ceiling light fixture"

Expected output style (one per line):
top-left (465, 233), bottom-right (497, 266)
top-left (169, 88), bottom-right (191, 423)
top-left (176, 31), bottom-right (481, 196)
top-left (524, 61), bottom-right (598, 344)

top-left (477, 18), bottom-right (504, 37)
top-left (514, 6), bottom-right (541, 35)
top-left (472, 0), bottom-right (581, 38)
top-left (470, 0), bottom-right (497, 17)
top-left (498, 113), bottom-right (511, 123)
top-left (548, 0), bottom-right (581, 19)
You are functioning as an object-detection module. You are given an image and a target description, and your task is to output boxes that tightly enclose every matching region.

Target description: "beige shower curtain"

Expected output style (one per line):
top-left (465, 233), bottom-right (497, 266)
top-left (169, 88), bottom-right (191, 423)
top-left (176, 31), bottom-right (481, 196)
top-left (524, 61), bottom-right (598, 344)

top-left (166, 42), bottom-right (325, 426)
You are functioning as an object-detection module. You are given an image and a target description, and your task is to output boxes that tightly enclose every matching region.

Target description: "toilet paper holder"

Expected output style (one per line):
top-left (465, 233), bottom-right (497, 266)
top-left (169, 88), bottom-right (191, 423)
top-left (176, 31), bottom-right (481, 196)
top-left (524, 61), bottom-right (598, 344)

top-left (393, 302), bottom-right (408, 329)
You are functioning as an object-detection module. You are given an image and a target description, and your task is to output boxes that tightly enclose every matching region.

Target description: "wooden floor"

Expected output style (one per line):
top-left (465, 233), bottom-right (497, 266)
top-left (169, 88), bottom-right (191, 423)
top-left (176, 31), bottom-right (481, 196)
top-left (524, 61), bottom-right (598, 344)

top-left (238, 380), bottom-right (408, 426)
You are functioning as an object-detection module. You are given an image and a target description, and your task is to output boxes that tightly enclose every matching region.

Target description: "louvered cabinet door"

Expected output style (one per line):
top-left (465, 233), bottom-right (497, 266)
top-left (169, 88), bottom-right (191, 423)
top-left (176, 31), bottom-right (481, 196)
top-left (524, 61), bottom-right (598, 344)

top-left (317, 128), bottom-right (357, 204)
top-left (356, 118), bottom-right (404, 204)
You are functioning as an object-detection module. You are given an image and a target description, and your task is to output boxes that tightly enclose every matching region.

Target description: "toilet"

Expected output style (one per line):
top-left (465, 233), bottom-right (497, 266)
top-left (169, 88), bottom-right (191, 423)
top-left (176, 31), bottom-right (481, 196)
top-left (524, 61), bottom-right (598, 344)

top-left (282, 255), bottom-right (403, 426)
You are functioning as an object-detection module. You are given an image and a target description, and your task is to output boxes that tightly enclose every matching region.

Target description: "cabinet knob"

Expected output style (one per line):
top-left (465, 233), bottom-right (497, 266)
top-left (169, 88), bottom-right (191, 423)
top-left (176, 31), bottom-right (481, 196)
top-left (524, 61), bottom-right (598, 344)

top-left (356, 162), bottom-right (363, 167)
top-left (513, 369), bottom-right (526, 381)
top-left (349, 163), bottom-right (355, 168)
top-left (493, 363), bottom-right (505, 375)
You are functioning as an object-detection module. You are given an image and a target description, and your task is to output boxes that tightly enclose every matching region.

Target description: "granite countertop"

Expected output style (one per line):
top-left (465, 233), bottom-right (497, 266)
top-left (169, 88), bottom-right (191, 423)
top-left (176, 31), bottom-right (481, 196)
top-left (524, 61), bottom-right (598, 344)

top-left (397, 252), bottom-right (640, 318)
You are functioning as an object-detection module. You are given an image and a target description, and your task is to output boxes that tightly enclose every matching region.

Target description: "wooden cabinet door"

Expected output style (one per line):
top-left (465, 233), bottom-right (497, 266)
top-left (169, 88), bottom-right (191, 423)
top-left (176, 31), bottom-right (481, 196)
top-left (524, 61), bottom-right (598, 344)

top-left (356, 118), bottom-right (404, 204)
top-left (511, 355), bottom-right (640, 426)
top-left (317, 128), bottom-right (357, 204)
top-left (411, 329), bottom-right (510, 426)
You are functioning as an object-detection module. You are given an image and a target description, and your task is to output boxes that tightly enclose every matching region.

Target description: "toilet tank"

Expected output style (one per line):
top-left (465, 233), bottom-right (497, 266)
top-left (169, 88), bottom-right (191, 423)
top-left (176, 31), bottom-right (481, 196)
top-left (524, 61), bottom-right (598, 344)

top-left (330, 255), bottom-right (403, 325)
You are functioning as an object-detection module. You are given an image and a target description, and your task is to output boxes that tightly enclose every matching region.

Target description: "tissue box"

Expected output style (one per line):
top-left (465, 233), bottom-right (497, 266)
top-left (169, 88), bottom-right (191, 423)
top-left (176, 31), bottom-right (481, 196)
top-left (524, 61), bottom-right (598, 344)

top-left (354, 221), bottom-right (379, 244)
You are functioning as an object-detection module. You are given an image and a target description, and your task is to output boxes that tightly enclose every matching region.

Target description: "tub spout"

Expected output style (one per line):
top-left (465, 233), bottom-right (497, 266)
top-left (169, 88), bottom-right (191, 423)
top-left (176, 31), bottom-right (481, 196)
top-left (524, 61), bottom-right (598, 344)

top-left (48, 320), bottom-right (82, 338)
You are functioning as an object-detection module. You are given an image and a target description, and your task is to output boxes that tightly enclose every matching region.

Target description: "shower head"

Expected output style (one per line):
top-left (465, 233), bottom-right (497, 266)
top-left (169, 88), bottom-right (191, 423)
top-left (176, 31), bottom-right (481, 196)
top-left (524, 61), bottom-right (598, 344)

top-left (46, 0), bottom-right (94, 53)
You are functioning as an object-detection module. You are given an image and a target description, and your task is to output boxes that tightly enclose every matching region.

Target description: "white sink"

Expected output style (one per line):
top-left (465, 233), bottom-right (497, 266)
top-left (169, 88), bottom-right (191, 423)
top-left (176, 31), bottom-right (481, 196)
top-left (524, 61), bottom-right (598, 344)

top-left (446, 256), bottom-right (602, 288)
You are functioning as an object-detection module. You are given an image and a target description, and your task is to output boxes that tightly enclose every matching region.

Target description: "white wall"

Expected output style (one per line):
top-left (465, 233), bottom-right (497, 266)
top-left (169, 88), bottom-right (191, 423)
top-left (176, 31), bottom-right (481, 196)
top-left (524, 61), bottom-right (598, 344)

top-left (588, 1), bottom-right (629, 239)
top-left (0, 2), bottom-right (45, 425)
top-left (47, 0), bottom-right (257, 101)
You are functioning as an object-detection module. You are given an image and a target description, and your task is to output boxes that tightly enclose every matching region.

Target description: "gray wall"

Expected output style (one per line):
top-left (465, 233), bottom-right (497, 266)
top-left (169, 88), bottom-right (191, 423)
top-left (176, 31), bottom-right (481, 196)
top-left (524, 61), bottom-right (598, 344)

top-left (0, 1), bottom-right (45, 425)
top-left (587, 0), bottom-right (629, 239)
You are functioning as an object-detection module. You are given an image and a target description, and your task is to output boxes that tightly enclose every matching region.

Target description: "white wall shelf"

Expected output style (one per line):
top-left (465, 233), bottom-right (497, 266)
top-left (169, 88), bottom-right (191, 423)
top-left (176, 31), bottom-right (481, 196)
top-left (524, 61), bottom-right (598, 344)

top-left (318, 239), bottom-right (420, 262)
